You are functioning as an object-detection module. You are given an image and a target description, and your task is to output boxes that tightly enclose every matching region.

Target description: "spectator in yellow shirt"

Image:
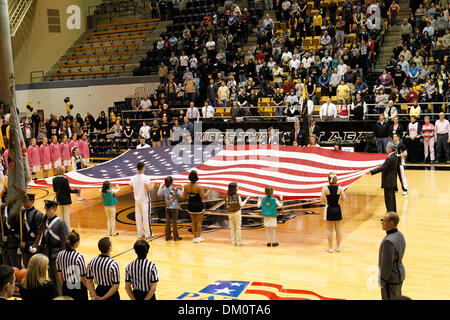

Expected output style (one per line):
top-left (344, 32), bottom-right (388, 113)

top-left (217, 81), bottom-right (230, 109)
top-left (313, 13), bottom-right (323, 36)
top-left (336, 80), bottom-right (350, 104)
top-left (409, 101), bottom-right (421, 119)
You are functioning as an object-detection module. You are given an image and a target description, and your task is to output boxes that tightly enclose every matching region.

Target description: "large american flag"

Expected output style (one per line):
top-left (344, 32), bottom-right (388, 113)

top-left (29, 144), bottom-right (387, 200)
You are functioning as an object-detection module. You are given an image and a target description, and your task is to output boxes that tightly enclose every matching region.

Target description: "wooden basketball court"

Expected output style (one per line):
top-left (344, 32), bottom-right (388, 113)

top-left (28, 168), bottom-right (450, 300)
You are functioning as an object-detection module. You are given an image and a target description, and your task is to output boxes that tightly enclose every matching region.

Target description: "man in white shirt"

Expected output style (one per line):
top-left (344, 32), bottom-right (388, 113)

top-left (301, 52), bottom-right (314, 69)
top-left (435, 112), bottom-right (450, 162)
top-left (321, 31), bottom-right (332, 46)
top-left (136, 137), bottom-right (151, 149)
top-left (281, 48), bottom-right (292, 66)
top-left (262, 14), bottom-right (274, 30)
top-left (289, 55), bottom-right (300, 71)
top-left (337, 60), bottom-right (348, 77)
top-left (186, 101), bottom-right (200, 122)
top-left (320, 98), bottom-right (337, 120)
top-left (130, 161), bottom-right (154, 239)
top-left (202, 101), bottom-right (215, 122)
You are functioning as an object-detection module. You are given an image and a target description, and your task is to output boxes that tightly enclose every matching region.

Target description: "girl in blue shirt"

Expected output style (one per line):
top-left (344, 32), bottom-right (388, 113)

top-left (100, 181), bottom-right (120, 236)
top-left (158, 176), bottom-right (183, 241)
top-left (257, 186), bottom-right (282, 247)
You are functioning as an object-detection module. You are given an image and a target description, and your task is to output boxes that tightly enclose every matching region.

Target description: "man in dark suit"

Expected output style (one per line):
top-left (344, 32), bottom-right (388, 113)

top-left (308, 119), bottom-right (321, 141)
top-left (367, 144), bottom-right (398, 212)
top-left (206, 79), bottom-right (218, 107)
top-left (379, 211), bottom-right (406, 300)
top-left (289, 122), bottom-right (307, 146)
top-left (52, 166), bottom-right (79, 231)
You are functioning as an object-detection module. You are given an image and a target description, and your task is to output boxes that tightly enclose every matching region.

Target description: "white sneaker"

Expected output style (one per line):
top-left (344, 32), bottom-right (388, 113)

top-left (193, 237), bottom-right (199, 243)
top-left (402, 191), bottom-right (408, 196)
top-left (77, 196), bottom-right (85, 201)
top-left (327, 248), bottom-right (334, 253)
top-left (335, 246), bottom-right (341, 252)
top-left (198, 237), bottom-right (204, 242)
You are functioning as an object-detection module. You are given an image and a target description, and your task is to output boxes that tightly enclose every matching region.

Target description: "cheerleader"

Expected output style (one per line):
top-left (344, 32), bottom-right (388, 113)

top-left (27, 138), bottom-right (41, 180)
top-left (39, 137), bottom-right (52, 178)
top-left (60, 135), bottom-right (71, 172)
top-left (320, 172), bottom-right (346, 253)
top-left (69, 134), bottom-right (79, 152)
top-left (49, 135), bottom-right (62, 176)
top-left (71, 146), bottom-right (89, 201)
top-left (78, 133), bottom-right (90, 164)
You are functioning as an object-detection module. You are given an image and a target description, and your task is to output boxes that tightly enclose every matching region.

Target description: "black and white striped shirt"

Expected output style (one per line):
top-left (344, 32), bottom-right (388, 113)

top-left (86, 255), bottom-right (120, 286)
top-left (56, 250), bottom-right (87, 284)
top-left (125, 259), bottom-right (159, 292)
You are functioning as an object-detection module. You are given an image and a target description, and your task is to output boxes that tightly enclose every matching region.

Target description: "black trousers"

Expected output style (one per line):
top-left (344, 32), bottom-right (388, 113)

top-left (2, 249), bottom-right (21, 269)
top-left (63, 281), bottom-right (89, 300)
top-left (133, 289), bottom-right (156, 300)
top-left (384, 188), bottom-right (397, 213)
top-left (96, 285), bottom-right (120, 300)
top-left (381, 282), bottom-right (403, 300)
top-left (48, 258), bottom-right (62, 295)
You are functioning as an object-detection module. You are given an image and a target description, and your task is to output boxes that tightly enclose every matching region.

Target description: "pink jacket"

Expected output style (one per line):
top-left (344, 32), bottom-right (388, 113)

top-left (27, 145), bottom-right (41, 166)
top-left (69, 140), bottom-right (79, 153)
top-left (49, 142), bottom-right (62, 162)
top-left (60, 142), bottom-right (71, 161)
top-left (39, 144), bottom-right (51, 165)
top-left (78, 139), bottom-right (90, 159)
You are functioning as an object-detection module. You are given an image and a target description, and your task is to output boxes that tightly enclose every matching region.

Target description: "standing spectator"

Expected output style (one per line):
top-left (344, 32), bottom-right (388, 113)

top-left (384, 100), bottom-right (398, 121)
top-left (160, 116), bottom-right (172, 146)
top-left (389, 1), bottom-right (400, 26)
top-left (435, 112), bottom-right (450, 163)
top-left (374, 113), bottom-right (390, 153)
top-left (53, 166), bottom-right (79, 230)
top-left (202, 101), bottom-right (215, 122)
top-left (406, 116), bottom-right (421, 163)
top-left (321, 172), bottom-right (346, 253)
top-left (19, 254), bottom-right (58, 300)
top-left (95, 112), bottom-right (107, 133)
top-left (139, 121), bottom-right (151, 145)
top-left (388, 116), bottom-right (404, 139)
top-left (217, 81), bottom-right (230, 109)
top-left (367, 144), bottom-right (399, 212)
top-left (86, 237), bottom-right (120, 300)
top-left (21, 121), bottom-right (34, 147)
top-left (56, 231), bottom-right (89, 300)
top-left (320, 98), bottom-right (337, 121)
top-left (130, 162), bottom-right (153, 240)
top-left (186, 101), bottom-right (200, 122)
top-left (378, 212), bottom-right (406, 300)
top-left (421, 116), bottom-right (436, 163)
top-left (100, 181), bottom-right (120, 236)
top-left (150, 120), bottom-right (162, 147)
top-left (136, 137), bottom-right (151, 149)
top-left (158, 176), bottom-right (183, 241)
top-left (125, 240), bottom-right (159, 300)
top-left (400, 18), bottom-right (412, 43)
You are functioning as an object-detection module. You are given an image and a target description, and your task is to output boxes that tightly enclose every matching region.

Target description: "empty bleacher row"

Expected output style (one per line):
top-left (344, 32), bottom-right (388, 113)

top-left (45, 0), bottom-right (159, 80)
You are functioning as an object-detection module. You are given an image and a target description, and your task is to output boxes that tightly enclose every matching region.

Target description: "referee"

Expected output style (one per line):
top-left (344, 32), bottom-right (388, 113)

top-left (125, 240), bottom-right (159, 300)
top-left (86, 237), bottom-right (120, 300)
top-left (55, 230), bottom-right (88, 300)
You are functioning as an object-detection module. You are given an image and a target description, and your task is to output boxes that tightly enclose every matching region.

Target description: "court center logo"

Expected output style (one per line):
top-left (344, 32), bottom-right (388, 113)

top-left (177, 280), bottom-right (344, 300)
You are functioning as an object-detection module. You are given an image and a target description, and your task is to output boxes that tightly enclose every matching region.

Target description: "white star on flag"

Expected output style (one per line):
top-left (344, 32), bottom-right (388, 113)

top-left (214, 287), bottom-right (234, 295)
top-left (210, 281), bottom-right (221, 286)
top-left (230, 282), bottom-right (242, 287)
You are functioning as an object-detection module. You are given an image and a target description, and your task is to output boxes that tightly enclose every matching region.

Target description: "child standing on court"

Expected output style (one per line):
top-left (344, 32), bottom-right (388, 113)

top-left (257, 186), bottom-right (282, 247)
top-left (225, 183), bottom-right (249, 246)
top-left (100, 180), bottom-right (120, 236)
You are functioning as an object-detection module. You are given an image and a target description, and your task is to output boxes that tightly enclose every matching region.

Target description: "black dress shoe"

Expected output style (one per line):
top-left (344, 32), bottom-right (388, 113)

top-left (166, 237), bottom-right (173, 241)
top-left (174, 237), bottom-right (183, 241)
top-left (267, 243), bottom-right (271, 247)
top-left (272, 242), bottom-right (279, 247)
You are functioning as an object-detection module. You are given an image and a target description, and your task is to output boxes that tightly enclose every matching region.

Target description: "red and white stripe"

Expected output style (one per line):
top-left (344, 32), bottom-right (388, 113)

top-left (29, 145), bottom-right (387, 200)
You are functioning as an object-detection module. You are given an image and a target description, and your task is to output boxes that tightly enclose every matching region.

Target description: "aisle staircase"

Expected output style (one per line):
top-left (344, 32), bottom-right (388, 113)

top-left (374, 0), bottom-right (411, 71)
